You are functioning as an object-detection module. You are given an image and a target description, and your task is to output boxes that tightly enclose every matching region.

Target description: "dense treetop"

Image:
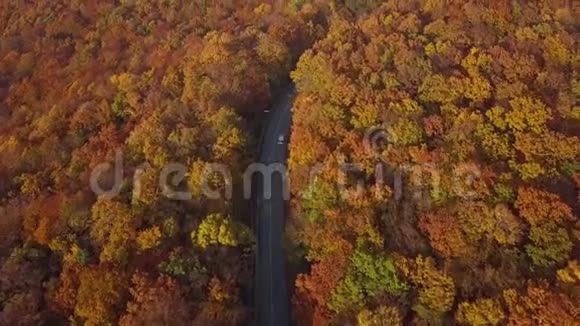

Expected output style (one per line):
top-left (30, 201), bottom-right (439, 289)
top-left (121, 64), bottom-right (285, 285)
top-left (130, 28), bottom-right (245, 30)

top-left (0, 1), bottom-right (323, 324)
top-left (288, 0), bottom-right (579, 325)
top-left (0, 0), bottom-right (578, 325)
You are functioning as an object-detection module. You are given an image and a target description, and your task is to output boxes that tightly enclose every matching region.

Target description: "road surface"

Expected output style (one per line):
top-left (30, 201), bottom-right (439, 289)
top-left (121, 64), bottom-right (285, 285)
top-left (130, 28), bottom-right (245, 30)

top-left (255, 85), bottom-right (295, 326)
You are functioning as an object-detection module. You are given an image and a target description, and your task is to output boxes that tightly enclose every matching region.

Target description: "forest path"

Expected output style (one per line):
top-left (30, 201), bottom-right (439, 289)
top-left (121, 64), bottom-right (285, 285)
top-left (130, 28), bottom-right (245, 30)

top-left (254, 84), bottom-right (295, 326)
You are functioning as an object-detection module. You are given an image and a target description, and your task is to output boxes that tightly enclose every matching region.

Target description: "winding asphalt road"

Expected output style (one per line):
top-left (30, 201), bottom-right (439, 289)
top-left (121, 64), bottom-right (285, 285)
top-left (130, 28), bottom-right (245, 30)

top-left (255, 85), bottom-right (295, 326)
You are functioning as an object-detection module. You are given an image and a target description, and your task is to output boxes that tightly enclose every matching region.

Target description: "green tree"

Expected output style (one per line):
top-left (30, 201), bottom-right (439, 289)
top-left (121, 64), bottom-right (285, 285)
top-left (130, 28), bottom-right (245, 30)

top-left (158, 249), bottom-right (208, 295)
top-left (328, 250), bottom-right (407, 312)
top-left (388, 119), bottom-right (424, 146)
top-left (191, 213), bottom-right (253, 249)
top-left (525, 222), bottom-right (573, 268)
top-left (400, 256), bottom-right (455, 323)
top-left (111, 92), bottom-right (129, 121)
top-left (301, 180), bottom-right (338, 223)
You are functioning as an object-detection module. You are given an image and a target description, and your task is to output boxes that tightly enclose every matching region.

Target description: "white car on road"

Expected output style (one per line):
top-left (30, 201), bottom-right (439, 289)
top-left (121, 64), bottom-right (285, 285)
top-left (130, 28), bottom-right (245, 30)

top-left (277, 135), bottom-right (285, 145)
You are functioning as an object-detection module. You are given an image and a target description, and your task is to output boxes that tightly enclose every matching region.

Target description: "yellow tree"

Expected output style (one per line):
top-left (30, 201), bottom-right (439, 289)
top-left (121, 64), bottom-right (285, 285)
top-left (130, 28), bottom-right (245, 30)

top-left (399, 256), bottom-right (456, 323)
top-left (90, 199), bottom-right (135, 265)
top-left (74, 268), bottom-right (128, 325)
top-left (503, 281), bottom-right (578, 325)
top-left (456, 298), bottom-right (505, 326)
top-left (191, 213), bottom-right (253, 249)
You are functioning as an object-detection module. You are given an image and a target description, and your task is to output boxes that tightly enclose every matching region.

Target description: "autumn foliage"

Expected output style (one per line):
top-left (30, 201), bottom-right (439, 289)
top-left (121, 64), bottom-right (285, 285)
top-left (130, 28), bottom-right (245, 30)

top-left (287, 0), bottom-right (579, 325)
top-left (0, 1), bottom-right (324, 324)
top-left (0, 0), bottom-right (578, 325)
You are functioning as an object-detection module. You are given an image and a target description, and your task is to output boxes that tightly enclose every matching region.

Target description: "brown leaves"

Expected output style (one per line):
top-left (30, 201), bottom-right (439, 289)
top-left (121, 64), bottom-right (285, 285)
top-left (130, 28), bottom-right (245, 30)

top-left (295, 256), bottom-right (349, 313)
top-left (423, 114), bottom-right (444, 137)
top-left (419, 210), bottom-right (472, 258)
top-left (120, 273), bottom-right (192, 326)
top-left (503, 281), bottom-right (579, 326)
top-left (515, 187), bottom-right (575, 226)
top-left (22, 194), bottom-right (64, 245)
top-left (420, 202), bottom-right (525, 257)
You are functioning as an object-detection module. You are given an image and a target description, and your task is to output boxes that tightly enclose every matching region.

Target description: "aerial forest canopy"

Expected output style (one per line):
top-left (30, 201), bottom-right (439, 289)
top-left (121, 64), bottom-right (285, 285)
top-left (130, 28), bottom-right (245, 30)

top-left (288, 1), bottom-right (579, 325)
top-left (0, 0), bottom-right (578, 325)
top-left (0, 1), bottom-right (323, 324)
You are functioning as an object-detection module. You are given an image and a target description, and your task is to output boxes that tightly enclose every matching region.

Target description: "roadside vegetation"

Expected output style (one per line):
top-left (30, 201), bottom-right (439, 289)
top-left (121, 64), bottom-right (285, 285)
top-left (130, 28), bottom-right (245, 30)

top-left (288, 1), bottom-right (579, 325)
top-left (0, 1), bottom-right (323, 324)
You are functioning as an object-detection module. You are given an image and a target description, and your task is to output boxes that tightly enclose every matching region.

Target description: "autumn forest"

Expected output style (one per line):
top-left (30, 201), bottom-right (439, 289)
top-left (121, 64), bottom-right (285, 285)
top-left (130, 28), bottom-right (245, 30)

top-left (0, 1), bottom-right (579, 325)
